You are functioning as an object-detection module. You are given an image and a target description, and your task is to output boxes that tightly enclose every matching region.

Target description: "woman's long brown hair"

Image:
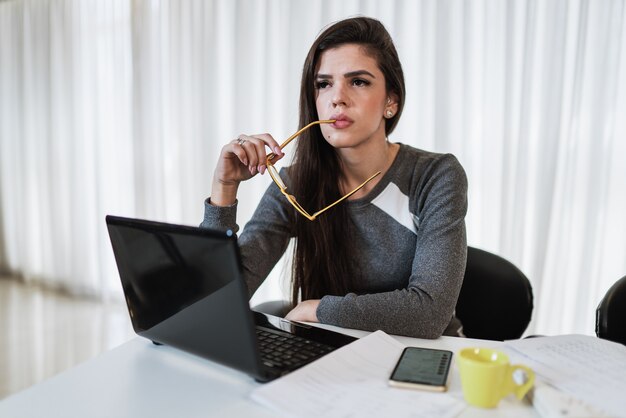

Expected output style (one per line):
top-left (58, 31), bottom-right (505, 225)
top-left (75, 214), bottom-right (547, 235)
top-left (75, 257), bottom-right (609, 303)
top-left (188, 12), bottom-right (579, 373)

top-left (288, 17), bottom-right (406, 306)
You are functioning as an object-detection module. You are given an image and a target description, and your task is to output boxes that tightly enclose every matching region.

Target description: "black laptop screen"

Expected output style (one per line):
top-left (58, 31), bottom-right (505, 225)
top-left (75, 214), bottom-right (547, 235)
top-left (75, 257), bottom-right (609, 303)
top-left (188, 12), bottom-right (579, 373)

top-left (108, 222), bottom-right (237, 332)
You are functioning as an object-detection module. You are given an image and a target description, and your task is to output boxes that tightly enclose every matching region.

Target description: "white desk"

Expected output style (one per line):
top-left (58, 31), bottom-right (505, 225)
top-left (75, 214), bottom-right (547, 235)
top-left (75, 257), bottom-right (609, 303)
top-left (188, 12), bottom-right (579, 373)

top-left (0, 324), bottom-right (537, 417)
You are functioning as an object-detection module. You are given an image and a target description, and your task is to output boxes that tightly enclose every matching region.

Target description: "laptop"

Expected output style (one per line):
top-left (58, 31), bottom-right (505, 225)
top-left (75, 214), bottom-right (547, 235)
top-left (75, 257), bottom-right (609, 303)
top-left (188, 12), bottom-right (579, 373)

top-left (105, 215), bottom-right (356, 382)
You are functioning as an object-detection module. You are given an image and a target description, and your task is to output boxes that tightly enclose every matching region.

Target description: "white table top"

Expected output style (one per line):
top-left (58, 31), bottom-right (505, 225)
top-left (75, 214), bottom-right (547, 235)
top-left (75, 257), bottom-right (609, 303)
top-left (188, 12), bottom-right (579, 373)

top-left (0, 323), bottom-right (537, 417)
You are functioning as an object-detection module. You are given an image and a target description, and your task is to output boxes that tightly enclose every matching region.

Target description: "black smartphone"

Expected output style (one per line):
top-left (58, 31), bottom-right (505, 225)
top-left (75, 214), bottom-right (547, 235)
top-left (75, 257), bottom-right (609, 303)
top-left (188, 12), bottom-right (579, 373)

top-left (388, 346), bottom-right (453, 392)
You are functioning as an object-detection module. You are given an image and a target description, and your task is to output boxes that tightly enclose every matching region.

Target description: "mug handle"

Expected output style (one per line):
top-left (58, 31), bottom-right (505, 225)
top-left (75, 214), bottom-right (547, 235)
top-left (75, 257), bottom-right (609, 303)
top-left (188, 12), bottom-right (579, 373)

top-left (508, 364), bottom-right (535, 400)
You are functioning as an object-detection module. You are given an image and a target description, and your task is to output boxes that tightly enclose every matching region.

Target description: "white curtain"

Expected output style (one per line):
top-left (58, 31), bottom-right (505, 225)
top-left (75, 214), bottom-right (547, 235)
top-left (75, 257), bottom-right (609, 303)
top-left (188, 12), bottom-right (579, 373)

top-left (1, 0), bottom-right (625, 336)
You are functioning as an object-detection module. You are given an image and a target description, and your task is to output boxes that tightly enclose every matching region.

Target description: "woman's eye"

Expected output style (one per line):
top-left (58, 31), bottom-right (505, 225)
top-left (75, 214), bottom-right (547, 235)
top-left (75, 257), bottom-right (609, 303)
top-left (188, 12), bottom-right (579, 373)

top-left (315, 80), bottom-right (330, 89)
top-left (352, 78), bottom-right (370, 87)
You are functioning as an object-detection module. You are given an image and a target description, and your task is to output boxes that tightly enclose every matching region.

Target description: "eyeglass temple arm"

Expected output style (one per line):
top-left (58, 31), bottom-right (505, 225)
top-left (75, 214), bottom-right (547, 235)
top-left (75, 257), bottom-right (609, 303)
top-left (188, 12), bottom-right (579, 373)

top-left (267, 120), bottom-right (335, 162)
top-left (281, 191), bottom-right (317, 221)
top-left (279, 170), bottom-right (381, 221)
top-left (311, 171), bottom-right (381, 219)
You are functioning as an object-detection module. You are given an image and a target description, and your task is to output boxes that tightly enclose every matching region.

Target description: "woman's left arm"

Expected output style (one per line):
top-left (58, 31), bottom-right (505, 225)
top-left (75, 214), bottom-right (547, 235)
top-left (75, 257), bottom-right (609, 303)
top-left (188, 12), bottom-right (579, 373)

top-left (311, 154), bottom-right (468, 338)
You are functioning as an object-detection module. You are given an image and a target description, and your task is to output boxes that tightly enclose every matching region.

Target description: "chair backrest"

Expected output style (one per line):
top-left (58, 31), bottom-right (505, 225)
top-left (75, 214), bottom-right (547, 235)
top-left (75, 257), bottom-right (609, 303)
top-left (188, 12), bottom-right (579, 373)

top-left (596, 275), bottom-right (626, 345)
top-left (455, 247), bottom-right (534, 341)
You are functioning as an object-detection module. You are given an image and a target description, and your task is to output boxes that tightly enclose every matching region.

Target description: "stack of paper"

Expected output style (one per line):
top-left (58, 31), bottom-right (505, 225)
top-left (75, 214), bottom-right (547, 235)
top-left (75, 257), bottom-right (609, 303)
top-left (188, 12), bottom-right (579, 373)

top-left (506, 334), bottom-right (626, 418)
top-left (251, 331), bottom-right (465, 418)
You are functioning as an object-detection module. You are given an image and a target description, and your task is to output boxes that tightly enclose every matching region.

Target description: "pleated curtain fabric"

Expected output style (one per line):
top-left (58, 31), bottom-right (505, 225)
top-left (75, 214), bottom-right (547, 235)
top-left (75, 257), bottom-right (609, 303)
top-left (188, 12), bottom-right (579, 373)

top-left (0, 0), bottom-right (625, 336)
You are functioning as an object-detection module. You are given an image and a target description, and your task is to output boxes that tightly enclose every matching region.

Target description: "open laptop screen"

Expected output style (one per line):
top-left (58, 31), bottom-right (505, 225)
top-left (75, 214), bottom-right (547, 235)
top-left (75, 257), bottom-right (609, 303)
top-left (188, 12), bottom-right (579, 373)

top-left (108, 222), bottom-right (236, 332)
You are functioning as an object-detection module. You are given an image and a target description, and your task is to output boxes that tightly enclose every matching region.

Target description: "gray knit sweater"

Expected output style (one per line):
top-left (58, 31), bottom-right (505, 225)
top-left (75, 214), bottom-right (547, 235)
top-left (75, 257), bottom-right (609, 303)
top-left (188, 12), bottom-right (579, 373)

top-left (201, 143), bottom-right (468, 339)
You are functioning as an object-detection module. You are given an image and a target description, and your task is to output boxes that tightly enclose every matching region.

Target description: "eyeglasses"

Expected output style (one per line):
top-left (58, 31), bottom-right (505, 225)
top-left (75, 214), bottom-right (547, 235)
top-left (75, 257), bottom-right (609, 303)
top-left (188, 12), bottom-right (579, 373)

top-left (265, 120), bottom-right (381, 221)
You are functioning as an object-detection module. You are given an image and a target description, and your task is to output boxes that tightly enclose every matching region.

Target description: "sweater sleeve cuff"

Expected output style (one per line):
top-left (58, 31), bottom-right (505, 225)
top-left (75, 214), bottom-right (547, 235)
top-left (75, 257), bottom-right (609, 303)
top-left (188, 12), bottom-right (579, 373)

top-left (201, 197), bottom-right (240, 233)
top-left (316, 295), bottom-right (343, 324)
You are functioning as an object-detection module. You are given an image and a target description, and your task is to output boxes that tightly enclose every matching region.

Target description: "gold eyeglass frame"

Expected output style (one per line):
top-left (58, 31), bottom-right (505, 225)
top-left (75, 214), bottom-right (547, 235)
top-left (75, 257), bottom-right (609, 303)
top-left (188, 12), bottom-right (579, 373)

top-left (265, 120), bottom-right (381, 221)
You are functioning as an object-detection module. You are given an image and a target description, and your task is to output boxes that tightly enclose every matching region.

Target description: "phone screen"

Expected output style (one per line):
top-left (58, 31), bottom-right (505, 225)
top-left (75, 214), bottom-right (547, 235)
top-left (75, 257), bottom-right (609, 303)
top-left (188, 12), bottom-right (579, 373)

top-left (389, 347), bottom-right (453, 391)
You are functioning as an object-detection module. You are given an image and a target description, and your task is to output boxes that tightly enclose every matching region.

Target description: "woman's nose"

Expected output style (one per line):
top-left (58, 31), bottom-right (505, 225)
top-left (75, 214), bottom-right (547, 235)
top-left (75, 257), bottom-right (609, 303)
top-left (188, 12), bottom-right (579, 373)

top-left (331, 84), bottom-right (348, 107)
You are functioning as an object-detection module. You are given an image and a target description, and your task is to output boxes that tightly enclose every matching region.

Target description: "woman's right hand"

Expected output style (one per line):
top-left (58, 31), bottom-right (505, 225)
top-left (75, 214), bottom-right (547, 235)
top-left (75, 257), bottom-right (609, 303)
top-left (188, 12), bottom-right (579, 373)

top-left (210, 133), bottom-right (284, 206)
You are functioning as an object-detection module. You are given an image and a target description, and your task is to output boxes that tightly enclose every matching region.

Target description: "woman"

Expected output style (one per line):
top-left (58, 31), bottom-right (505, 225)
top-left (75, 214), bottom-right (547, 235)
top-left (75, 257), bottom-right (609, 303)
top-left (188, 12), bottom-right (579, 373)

top-left (202, 16), bottom-right (467, 338)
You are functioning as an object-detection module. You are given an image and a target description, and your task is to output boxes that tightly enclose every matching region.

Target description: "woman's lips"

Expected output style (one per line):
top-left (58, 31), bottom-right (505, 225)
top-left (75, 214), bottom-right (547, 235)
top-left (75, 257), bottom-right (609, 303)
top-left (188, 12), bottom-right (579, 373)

top-left (332, 120), bottom-right (352, 129)
top-left (330, 115), bottom-right (353, 129)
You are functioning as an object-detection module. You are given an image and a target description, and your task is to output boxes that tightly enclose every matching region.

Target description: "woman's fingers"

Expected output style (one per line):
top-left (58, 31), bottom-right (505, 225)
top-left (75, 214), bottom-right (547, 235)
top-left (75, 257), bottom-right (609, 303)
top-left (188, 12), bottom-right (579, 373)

top-left (229, 138), bottom-right (249, 166)
top-left (253, 133), bottom-right (284, 160)
top-left (214, 130), bottom-right (287, 191)
top-left (232, 133), bottom-right (285, 175)
top-left (232, 136), bottom-right (261, 175)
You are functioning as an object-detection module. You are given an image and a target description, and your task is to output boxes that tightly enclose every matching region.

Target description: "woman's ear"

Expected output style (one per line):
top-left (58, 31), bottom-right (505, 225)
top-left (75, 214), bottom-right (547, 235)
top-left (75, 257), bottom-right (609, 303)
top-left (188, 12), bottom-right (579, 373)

top-left (385, 94), bottom-right (399, 118)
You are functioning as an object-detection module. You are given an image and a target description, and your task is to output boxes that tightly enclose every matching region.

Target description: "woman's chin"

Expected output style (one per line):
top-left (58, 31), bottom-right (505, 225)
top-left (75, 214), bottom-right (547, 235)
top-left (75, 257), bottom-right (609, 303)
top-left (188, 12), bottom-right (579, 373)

top-left (324, 133), bottom-right (357, 148)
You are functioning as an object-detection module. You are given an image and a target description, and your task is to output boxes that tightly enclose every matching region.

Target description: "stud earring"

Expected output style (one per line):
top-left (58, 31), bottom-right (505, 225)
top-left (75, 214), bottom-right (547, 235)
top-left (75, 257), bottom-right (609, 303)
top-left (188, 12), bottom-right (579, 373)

top-left (386, 110), bottom-right (393, 118)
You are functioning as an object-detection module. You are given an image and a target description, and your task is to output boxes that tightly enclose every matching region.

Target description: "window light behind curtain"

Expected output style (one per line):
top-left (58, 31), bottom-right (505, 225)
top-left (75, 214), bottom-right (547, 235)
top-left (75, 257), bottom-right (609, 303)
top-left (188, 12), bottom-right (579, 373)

top-left (0, 0), bottom-right (625, 336)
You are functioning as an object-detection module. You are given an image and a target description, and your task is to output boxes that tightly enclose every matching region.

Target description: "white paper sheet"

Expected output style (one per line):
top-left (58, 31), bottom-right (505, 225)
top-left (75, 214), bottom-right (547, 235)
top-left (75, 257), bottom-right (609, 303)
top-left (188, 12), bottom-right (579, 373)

top-left (505, 334), bottom-right (626, 418)
top-left (251, 330), bottom-right (465, 418)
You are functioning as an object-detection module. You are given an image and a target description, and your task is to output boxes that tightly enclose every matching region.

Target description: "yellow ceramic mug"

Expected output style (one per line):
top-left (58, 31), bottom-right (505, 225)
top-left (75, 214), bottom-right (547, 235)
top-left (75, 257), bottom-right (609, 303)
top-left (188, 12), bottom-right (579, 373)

top-left (458, 347), bottom-right (535, 408)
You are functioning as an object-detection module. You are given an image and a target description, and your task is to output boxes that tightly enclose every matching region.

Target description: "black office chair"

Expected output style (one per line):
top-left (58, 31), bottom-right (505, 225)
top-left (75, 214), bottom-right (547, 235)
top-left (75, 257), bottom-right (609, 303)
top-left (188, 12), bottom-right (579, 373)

top-left (455, 247), bottom-right (534, 341)
top-left (596, 275), bottom-right (626, 345)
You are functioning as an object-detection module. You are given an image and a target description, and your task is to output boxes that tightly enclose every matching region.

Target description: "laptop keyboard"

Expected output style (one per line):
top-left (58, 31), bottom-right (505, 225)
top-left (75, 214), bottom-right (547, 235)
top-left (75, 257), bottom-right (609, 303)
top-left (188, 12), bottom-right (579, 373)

top-left (256, 327), bottom-right (334, 371)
